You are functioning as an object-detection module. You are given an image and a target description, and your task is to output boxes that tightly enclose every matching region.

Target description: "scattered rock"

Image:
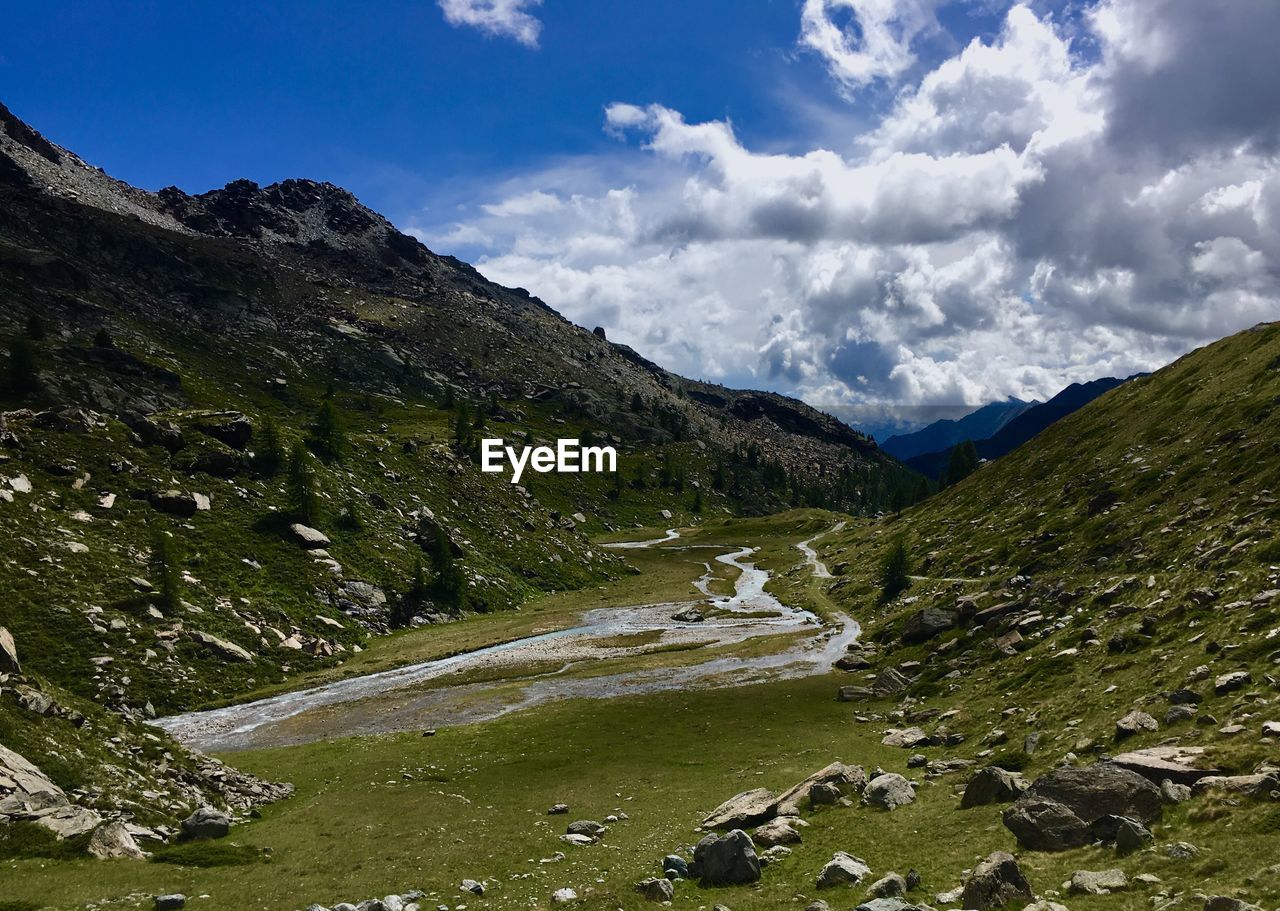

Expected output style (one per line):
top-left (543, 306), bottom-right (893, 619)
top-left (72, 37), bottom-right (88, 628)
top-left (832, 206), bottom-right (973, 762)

top-left (551, 888), bottom-right (578, 904)
top-left (671, 606), bottom-right (704, 623)
top-left (901, 608), bottom-right (958, 644)
top-left (88, 820), bottom-right (146, 860)
top-left (150, 489), bottom-right (199, 517)
top-left (154, 896), bottom-right (186, 911)
top-left (882, 727), bottom-right (930, 749)
top-left (1069, 869), bottom-right (1128, 895)
top-left (753, 817), bottom-right (801, 847)
top-left (289, 523), bottom-right (332, 549)
top-left (180, 806), bottom-right (231, 840)
top-left (1214, 671), bottom-right (1252, 696)
top-left (864, 773), bottom-right (916, 810)
top-left (816, 851), bottom-right (871, 888)
top-left (662, 855), bottom-right (688, 879)
top-left (1114, 816), bottom-right (1154, 855)
top-left (634, 878), bottom-right (674, 902)
top-left (547, 803), bottom-right (569, 815)
top-left (867, 872), bottom-right (908, 897)
top-left (1115, 710), bottom-right (1159, 740)
top-left (776, 762), bottom-right (866, 817)
top-left (961, 851), bottom-right (1033, 910)
top-left (692, 829), bottom-right (760, 886)
top-left (460, 881), bottom-right (484, 896)
top-left (189, 631), bottom-right (253, 663)
top-left (702, 788), bottom-right (778, 829)
top-left (565, 819), bottom-right (606, 839)
top-left (961, 767), bottom-right (1027, 808)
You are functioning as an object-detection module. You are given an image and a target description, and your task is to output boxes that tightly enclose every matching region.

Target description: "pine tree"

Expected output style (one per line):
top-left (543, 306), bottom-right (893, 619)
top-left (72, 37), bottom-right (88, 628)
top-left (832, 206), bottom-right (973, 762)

top-left (287, 441), bottom-right (321, 524)
top-left (942, 440), bottom-right (979, 488)
top-left (4, 336), bottom-right (39, 398)
top-left (879, 537), bottom-right (911, 604)
top-left (307, 400), bottom-right (347, 462)
top-left (150, 531), bottom-right (181, 612)
top-left (24, 314), bottom-right (46, 341)
top-left (691, 489), bottom-right (703, 513)
top-left (431, 527), bottom-right (466, 612)
top-left (255, 417), bottom-right (285, 478)
top-left (390, 558), bottom-right (428, 629)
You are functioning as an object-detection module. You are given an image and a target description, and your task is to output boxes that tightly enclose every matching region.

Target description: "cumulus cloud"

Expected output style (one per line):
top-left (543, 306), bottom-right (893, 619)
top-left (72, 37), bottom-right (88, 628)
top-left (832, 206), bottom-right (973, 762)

top-left (419, 1), bottom-right (1280, 423)
top-left (437, 0), bottom-right (542, 48)
top-left (799, 0), bottom-right (942, 91)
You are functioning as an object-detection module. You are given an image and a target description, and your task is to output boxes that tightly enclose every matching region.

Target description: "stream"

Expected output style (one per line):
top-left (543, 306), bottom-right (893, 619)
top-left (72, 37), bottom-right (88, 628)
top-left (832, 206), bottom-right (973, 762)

top-left (158, 531), bottom-right (857, 753)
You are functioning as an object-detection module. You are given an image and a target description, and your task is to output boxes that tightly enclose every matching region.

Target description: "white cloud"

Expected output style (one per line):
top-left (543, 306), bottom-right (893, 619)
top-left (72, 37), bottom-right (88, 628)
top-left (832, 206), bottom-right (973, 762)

top-left (417, 1), bottom-right (1280, 414)
top-left (799, 0), bottom-right (941, 91)
top-left (437, 0), bottom-right (542, 48)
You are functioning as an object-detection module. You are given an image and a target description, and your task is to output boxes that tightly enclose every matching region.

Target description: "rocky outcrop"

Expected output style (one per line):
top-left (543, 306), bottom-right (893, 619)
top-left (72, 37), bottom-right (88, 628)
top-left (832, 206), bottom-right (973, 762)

top-left (961, 767), bottom-right (1027, 808)
top-left (1003, 762), bottom-right (1161, 851)
top-left (691, 829), bottom-right (761, 885)
top-left (776, 761), bottom-right (866, 814)
top-left (0, 743), bottom-right (103, 840)
top-left (961, 851), bottom-right (1033, 909)
top-left (702, 787), bottom-right (778, 829)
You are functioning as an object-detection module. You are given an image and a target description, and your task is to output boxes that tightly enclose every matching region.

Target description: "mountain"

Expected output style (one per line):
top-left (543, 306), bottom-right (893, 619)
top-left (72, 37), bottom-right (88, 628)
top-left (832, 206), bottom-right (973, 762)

top-left (905, 375), bottom-right (1133, 479)
top-left (0, 101), bottom-right (926, 828)
top-left (881, 397), bottom-right (1033, 462)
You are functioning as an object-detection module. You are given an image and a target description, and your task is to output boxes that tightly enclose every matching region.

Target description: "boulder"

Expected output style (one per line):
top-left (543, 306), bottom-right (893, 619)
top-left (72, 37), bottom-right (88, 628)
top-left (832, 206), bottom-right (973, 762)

top-left (1214, 671), bottom-right (1251, 695)
top-left (901, 608), bottom-right (957, 644)
top-left (192, 411), bottom-right (253, 449)
top-left (960, 851), bottom-right (1033, 909)
top-left (150, 490), bottom-right (198, 517)
top-left (565, 819), bottom-right (606, 839)
top-left (1026, 762), bottom-right (1162, 824)
top-left (180, 806), bottom-right (231, 840)
top-left (289, 523), bottom-right (331, 549)
top-left (864, 773), bottom-right (916, 811)
top-left (0, 626), bottom-right (18, 673)
top-left (837, 686), bottom-right (874, 702)
top-left (1002, 797), bottom-right (1090, 851)
top-left (1114, 816), bottom-right (1154, 855)
top-left (1112, 746), bottom-right (1220, 786)
top-left (753, 817), bottom-right (801, 847)
top-left (661, 855), bottom-right (688, 879)
top-left (961, 767), bottom-right (1028, 808)
top-left (671, 606), bottom-right (704, 623)
top-left (776, 761), bottom-right (866, 814)
top-left (1115, 710), bottom-right (1159, 739)
top-left (551, 888), bottom-right (578, 904)
top-left (867, 872), bottom-right (908, 897)
top-left (816, 851), bottom-right (871, 888)
top-left (189, 631), bottom-right (253, 663)
top-left (856, 900), bottom-right (928, 911)
top-left (634, 878), bottom-right (674, 902)
top-left (154, 896), bottom-right (186, 911)
top-left (1068, 869), bottom-right (1128, 895)
top-left (882, 727), bottom-right (930, 749)
top-left (692, 829), bottom-right (760, 886)
top-left (872, 667), bottom-right (911, 696)
top-left (460, 881), bottom-right (484, 896)
top-left (702, 788), bottom-right (778, 829)
top-left (88, 820), bottom-right (146, 860)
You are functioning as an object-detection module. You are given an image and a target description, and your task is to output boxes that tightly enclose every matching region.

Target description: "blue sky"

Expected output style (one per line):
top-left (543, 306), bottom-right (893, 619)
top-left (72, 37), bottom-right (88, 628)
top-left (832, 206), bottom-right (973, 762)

top-left (4, 1), bottom-right (1279, 433)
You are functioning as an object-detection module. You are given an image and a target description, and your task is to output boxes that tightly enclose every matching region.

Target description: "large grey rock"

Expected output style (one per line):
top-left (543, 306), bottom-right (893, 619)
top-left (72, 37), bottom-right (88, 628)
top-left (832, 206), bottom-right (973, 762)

top-left (864, 773), bottom-right (916, 810)
top-left (1068, 869), bottom-right (1128, 895)
top-left (88, 820), bottom-right (146, 860)
top-left (565, 819), bottom-right (606, 838)
top-left (702, 788), bottom-right (778, 829)
top-left (0, 626), bottom-right (18, 673)
top-left (1112, 746), bottom-right (1220, 786)
top-left (1115, 710), bottom-right (1159, 740)
top-left (901, 608), bottom-right (957, 644)
top-left (1213, 671), bottom-right (1251, 696)
top-left (1025, 762), bottom-right (1163, 824)
top-left (855, 900), bottom-right (930, 911)
top-left (180, 806), bottom-right (231, 840)
top-left (634, 878), bottom-right (674, 902)
top-left (753, 817), bottom-right (802, 847)
top-left (189, 631), bottom-right (253, 663)
top-left (867, 872), bottom-right (908, 898)
top-left (882, 727), bottom-right (930, 749)
top-left (150, 490), bottom-right (199, 517)
top-left (1002, 797), bottom-right (1090, 851)
top-left (289, 523), bottom-right (331, 548)
top-left (816, 851), bottom-right (871, 888)
top-left (154, 896), bottom-right (186, 911)
top-left (32, 803), bottom-right (104, 838)
top-left (872, 667), bottom-right (911, 696)
top-left (776, 761), bottom-right (867, 814)
top-left (961, 767), bottom-right (1027, 808)
top-left (692, 829), bottom-right (760, 886)
top-left (960, 851), bottom-right (1033, 909)
top-left (1114, 816), bottom-right (1154, 855)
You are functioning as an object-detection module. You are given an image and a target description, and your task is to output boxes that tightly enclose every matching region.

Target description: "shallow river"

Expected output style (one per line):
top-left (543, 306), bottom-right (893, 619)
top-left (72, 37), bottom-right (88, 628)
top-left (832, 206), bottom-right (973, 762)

top-left (158, 533), bottom-right (856, 752)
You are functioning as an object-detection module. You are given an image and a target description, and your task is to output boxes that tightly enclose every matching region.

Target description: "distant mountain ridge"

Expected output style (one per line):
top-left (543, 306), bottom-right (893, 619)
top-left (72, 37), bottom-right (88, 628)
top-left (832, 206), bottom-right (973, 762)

top-left (881, 398), bottom-right (1034, 462)
top-left (905, 376), bottom-right (1137, 479)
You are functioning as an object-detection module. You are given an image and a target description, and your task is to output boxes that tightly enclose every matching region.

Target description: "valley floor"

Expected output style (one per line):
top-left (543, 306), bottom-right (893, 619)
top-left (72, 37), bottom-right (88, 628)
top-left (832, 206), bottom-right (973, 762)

top-left (6, 512), bottom-right (1278, 911)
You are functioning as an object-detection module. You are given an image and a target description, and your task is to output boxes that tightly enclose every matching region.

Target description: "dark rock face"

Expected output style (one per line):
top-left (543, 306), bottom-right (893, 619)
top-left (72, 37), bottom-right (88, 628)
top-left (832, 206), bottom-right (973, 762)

top-left (691, 829), bottom-right (761, 886)
top-left (1003, 762), bottom-right (1162, 851)
top-left (191, 411), bottom-right (253, 449)
top-left (901, 608), bottom-right (958, 644)
top-left (1002, 797), bottom-right (1091, 851)
top-left (960, 851), bottom-right (1033, 909)
top-left (961, 767), bottom-right (1027, 808)
top-left (150, 489), bottom-right (199, 517)
top-left (1028, 762), bottom-right (1162, 824)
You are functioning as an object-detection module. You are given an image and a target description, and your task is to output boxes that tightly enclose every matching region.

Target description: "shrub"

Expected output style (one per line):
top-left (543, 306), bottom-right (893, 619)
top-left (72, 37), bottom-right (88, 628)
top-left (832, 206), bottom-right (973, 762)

top-left (4, 336), bottom-right (40, 397)
top-left (878, 537), bottom-right (911, 603)
top-left (306, 400), bottom-right (347, 462)
top-left (255, 417), bottom-right (284, 478)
